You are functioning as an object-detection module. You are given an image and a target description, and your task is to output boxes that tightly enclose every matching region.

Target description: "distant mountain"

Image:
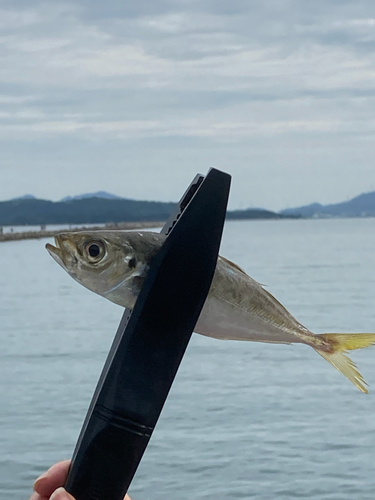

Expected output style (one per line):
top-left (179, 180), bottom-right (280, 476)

top-left (0, 197), bottom-right (175, 226)
top-left (61, 191), bottom-right (123, 202)
top-left (11, 194), bottom-right (36, 201)
top-left (281, 191), bottom-right (375, 218)
top-left (4, 189), bottom-right (374, 225)
top-left (0, 196), bottom-right (294, 226)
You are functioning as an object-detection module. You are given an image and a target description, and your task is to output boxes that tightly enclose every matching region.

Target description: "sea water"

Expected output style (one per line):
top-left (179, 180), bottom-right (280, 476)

top-left (1, 218), bottom-right (375, 500)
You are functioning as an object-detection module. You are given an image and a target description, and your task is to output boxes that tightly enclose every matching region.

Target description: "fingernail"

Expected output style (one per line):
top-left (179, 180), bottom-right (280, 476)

top-left (50, 487), bottom-right (68, 500)
top-left (50, 487), bottom-right (75, 500)
top-left (33, 470), bottom-right (49, 490)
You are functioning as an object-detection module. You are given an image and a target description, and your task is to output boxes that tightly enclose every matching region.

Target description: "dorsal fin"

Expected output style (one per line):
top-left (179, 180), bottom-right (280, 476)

top-left (219, 256), bottom-right (248, 275)
top-left (218, 255), bottom-right (267, 287)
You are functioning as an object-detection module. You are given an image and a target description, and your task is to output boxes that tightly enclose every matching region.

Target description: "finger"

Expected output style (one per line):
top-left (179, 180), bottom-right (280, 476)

top-left (34, 460), bottom-right (71, 498)
top-left (33, 460), bottom-right (132, 500)
top-left (49, 487), bottom-right (75, 500)
top-left (30, 489), bottom-right (131, 500)
top-left (29, 493), bottom-right (42, 500)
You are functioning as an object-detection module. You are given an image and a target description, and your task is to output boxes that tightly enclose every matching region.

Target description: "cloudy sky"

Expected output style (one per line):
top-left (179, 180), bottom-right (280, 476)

top-left (1, 0), bottom-right (375, 210)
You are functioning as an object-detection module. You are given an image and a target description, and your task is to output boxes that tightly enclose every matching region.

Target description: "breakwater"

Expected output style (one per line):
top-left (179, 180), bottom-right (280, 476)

top-left (0, 221), bottom-right (164, 242)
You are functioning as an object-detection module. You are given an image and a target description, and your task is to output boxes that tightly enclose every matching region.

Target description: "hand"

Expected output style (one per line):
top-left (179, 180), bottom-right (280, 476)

top-left (30, 460), bottom-right (132, 500)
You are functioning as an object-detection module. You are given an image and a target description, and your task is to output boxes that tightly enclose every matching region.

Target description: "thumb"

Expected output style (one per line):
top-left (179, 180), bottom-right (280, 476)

top-left (50, 487), bottom-right (75, 500)
top-left (49, 487), bottom-right (132, 500)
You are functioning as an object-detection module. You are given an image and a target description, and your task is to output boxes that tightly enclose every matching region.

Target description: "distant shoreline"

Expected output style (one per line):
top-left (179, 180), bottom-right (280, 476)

top-left (0, 216), bottom-right (300, 242)
top-left (0, 221), bottom-right (164, 242)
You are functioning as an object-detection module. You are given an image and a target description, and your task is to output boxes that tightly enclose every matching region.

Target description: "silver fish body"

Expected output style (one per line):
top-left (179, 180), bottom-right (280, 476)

top-left (46, 230), bottom-right (375, 392)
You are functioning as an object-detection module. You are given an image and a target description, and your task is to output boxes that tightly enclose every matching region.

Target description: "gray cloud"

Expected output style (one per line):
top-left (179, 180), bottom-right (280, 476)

top-left (0, 0), bottom-right (375, 210)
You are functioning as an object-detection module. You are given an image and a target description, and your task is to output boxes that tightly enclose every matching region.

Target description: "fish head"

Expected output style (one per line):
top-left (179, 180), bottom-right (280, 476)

top-left (45, 230), bottom-right (163, 308)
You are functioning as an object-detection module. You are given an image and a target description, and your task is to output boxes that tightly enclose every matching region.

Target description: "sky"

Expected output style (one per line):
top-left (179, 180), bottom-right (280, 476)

top-left (1, 0), bottom-right (375, 211)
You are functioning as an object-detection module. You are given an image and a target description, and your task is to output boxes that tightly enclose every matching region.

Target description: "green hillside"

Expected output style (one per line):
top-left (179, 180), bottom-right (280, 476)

top-left (0, 197), bottom-right (297, 226)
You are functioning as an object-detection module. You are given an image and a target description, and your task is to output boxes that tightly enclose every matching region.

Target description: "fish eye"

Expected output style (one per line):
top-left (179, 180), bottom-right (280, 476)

top-left (88, 244), bottom-right (100, 257)
top-left (84, 240), bottom-right (106, 263)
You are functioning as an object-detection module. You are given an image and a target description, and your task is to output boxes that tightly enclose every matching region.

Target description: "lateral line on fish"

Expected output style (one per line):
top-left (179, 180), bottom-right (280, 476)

top-left (213, 291), bottom-right (309, 339)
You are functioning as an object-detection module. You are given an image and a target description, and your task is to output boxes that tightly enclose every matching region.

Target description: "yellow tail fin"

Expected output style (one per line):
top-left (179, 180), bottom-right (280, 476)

top-left (315, 333), bottom-right (375, 393)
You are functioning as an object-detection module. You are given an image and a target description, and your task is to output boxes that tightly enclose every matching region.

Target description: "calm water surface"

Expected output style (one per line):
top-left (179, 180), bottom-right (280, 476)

top-left (1, 218), bottom-right (375, 499)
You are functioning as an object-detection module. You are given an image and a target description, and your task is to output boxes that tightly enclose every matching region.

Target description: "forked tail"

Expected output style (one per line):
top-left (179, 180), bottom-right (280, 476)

top-left (315, 333), bottom-right (375, 393)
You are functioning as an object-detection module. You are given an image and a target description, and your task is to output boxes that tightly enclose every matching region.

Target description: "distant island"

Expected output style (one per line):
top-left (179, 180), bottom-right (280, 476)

top-left (281, 191), bottom-right (375, 218)
top-left (0, 192), bottom-right (297, 227)
top-left (2, 188), bottom-right (375, 230)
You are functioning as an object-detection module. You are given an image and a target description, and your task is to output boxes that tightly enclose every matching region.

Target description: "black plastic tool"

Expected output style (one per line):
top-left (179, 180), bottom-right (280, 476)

top-left (65, 168), bottom-right (231, 500)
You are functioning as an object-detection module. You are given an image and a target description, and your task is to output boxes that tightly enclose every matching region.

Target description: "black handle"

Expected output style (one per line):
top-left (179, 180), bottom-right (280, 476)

top-left (65, 168), bottom-right (231, 500)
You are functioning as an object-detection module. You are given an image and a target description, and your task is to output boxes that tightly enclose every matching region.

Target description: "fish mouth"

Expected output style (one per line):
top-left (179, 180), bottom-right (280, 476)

top-left (46, 234), bottom-right (78, 270)
top-left (46, 238), bottom-right (65, 268)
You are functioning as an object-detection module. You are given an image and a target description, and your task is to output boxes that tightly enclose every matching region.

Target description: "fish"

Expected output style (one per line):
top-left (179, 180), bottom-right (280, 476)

top-left (46, 230), bottom-right (375, 393)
